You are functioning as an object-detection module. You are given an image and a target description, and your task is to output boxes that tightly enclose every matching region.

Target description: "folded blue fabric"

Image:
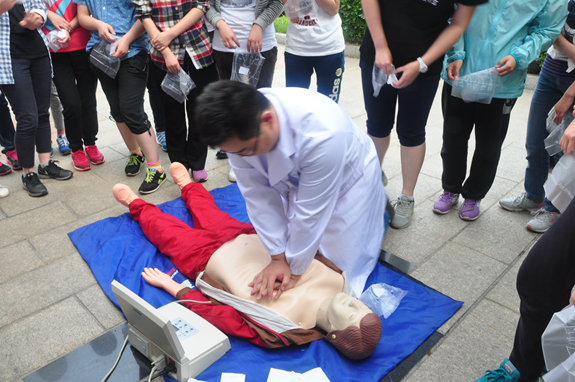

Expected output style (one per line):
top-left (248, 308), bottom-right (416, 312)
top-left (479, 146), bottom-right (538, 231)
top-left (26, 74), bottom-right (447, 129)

top-left (69, 184), bottom-right (462, 382)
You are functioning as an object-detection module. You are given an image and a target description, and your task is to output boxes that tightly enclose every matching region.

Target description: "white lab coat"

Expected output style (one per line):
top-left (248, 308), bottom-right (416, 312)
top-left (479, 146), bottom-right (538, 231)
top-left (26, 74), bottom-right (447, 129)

top-left (229, 88), bottom-right (386, 295)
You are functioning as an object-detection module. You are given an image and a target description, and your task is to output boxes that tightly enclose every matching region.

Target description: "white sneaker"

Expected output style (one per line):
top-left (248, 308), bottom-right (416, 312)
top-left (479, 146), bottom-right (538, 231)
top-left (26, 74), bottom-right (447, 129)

top-left (526, 208), bottom-right (560, 233)
top-left (499, 192), bottom-right (543, 212)
top-left (0, 184), bottom-right (9, 198)
top-left (228, 168), bottom-right (236, 183)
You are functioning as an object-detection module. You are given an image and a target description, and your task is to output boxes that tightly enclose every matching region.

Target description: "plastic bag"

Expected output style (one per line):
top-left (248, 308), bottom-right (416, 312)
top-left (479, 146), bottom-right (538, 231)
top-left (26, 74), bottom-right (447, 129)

top-left (543, 153), bottom-right (575, 213)
top-left (451, 67), bottom-right (503, 104)
top-left (46, 29), bottom-right (68, 52)
top-left (372, 64), bottom-right (398, 97)
top-left (544, 352), bottom-right (575, 382)
top-left (283, 0), bottom-right (319, 25)
top-left (542, 305), bottom-right (575, 372)
top-left (160, 69), bottom-right (196, 103)
top-left (89, 39), bottom-right (121, 79)
top-left (359, 283), bottom-right (407, 319)
top-left (230, 52), bottom-right (265, 88)
top-left (545, 108), bottom-right (575, 155)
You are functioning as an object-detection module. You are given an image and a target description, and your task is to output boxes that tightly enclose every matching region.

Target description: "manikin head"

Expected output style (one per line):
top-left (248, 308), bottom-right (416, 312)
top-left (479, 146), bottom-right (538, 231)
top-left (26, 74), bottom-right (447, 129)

top-left (317, 293), bottom-right (382, 360)
top-left (195, 80), bottom-right (280, 156)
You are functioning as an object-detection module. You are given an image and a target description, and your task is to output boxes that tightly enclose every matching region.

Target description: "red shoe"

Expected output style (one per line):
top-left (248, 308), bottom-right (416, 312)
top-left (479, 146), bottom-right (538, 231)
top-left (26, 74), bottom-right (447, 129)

top-left (72, 149), bottom-right (91, 171)
top-left (85, 145), bottom-right (105, 165)
top-left (5, 150), bottom-right (21, 171)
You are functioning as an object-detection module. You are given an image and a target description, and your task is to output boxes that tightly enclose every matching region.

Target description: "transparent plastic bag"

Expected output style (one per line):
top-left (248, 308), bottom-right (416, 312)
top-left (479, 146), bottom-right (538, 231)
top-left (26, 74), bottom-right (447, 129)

top-left (544, 153), bottom-right (575, 213)
top-left (89, 39), bottom-right (121, 79)
top-left (372, 64), bottom-right (398, 97)
top-left (545, 108), bottom-right (575, 155)
top-left (542, 305), bottom-right (575, 372)
top-left (46, 29), bottom-right (68, 52)
top-left (161, 69), bottom-right (196, 103)
top-left (230, 52), bottom-right (265, 88)
top-left (283, 0), bottom-right (319, 25)
top-left (359, 283), bottom-right (407, 319)
top-left (451, 67), bottom-right (503, 104)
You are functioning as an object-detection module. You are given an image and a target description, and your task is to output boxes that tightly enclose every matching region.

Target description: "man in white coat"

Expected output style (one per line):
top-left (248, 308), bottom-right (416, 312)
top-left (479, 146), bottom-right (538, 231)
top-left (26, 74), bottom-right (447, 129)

top-left (196, 80), bottom-right (386, 299)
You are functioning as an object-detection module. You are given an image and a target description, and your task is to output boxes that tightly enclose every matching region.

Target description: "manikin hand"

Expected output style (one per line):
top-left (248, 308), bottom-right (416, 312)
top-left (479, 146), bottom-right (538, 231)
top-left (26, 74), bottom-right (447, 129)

top-left (495, 55), bottom-right (516, 77)
top-left (248, 253), bottom-right (300, 300)
top-left (19, 12), bottom-right (43, 30)
top-left (247, 24), bottom-right (263, 53)
top-left (216, 20), bottom-right (239, 49)
top-left (392, 60), bottom-right (420, 89)
top-left (374, 46), bottom-right (393, 75)
top-left (97, 21), bottom-right (116, 42)
top-left (111, 38), bottom-right (129, 58)
top-left (446, 59), bottom-right (463, 81)
top-left (560, 115), bottom-right (575, 154)
top-left (152, 31), bottom-right (173, 52)
top-left (553, 94), bottom-right (574, 124)
top-left (142, 267), bottom-right (173, 289)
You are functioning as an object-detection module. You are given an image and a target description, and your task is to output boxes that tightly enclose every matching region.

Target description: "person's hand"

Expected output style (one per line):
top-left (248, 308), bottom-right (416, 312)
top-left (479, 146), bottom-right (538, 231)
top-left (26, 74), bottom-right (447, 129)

top-left (48, 11), bottom-right (72, 32)
top-left (0, 0), bottom-right (16, 15)
top-left (19, 12), bottom-right (43, 30)
top-left (58, 30), bottom-right (71, 44)
top-left (560, 117), bottom-right (575, 154)
top-left (247, 24), bottom-right (263, 53)
top-left (142, 267), bottom-right (173, 289)
top-left (446, 59), bottom-right (463, 81)
top-left (392, 60), bottom-right (420, 89)
top-left (111, 38), bottom-right (129, 58)
top-left (151, 31), bottom-right (174, 52)
top-left (97, 21), bottom-right (116, 42)
top-left (216, 20), bottom-right (239, 49)
top-left (374, 47), bottom-right (393, 75)
top-left (248, 253), bottom-right (297, 300)
top-left (495, 55), bottom-right (517, 77)
top-left (553, 94), bottom-right (574, 124)
top-left (162, 49), bottom-right (180, 72)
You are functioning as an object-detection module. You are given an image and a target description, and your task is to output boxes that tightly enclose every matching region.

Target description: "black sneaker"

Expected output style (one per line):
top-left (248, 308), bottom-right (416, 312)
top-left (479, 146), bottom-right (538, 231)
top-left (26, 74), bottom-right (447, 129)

top-left (125, 154), bottom-right (146, 176)
top-left (38, 160), bottom-right (73, 180)
top-left (0, 162), bottom-right (11, 176)
top-left (22, 172), bottom-right (48, 197)
top-left (139, 168), bottom-right (167, 194)
top-left (216, 150), bottom-right (228, 159)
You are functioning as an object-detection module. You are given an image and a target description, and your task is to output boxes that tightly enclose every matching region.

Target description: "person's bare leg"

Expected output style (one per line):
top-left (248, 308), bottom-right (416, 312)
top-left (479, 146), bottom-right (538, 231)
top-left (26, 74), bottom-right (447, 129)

top-left (116, 122), bottom-right (139, 152)
top-left (134, 129), bottom-right (159, 164)
top-left (170, 162), bottom-right (192, 190)
top-left (400, 142), bottom-right (426, 196)
top-left (113, 183), bottom-right (139, 207)
top-left (369, 134), bottom-right (390, 167)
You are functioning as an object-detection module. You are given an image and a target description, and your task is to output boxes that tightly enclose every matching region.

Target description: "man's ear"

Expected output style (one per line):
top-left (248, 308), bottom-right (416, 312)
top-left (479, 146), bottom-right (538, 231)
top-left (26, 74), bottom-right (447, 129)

top-left (260, 110), bottom-right (273, 125)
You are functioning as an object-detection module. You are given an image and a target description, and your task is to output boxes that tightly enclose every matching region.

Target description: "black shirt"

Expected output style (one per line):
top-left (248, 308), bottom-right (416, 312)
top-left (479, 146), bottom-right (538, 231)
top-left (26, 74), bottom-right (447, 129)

top-left (360, 0), bottom-right (487, 76)
top-left (9, 4), bottom-right (48, 60)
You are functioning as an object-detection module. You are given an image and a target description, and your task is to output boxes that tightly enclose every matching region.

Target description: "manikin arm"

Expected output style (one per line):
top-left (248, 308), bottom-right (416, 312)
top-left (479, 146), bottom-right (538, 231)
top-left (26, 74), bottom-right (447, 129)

top-left (142, 267), bottom-right (185, 297)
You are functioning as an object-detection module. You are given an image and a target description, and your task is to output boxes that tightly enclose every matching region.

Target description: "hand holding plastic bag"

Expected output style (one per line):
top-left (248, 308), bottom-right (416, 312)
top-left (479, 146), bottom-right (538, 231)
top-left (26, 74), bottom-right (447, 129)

top-left (46, 29), bottom-right (68, 52)
top-left (161, 69), bottom-right (196, 103)
top-left (89, 38), bottom-right (121, 79)
top-left (544, 153), bottom-right (575, 213)
top-left (451, 67), bottom-right (503, 104)
top-left (230, 52), bottom-right (265, 88)
top-left (372, 64), bottom-right (398, 97)
top-left (545, 107), bottom-right (575, 156)
top-left (283, 0), bottom-right (318, 24)
top-left (359, 283), bottom-right (407, 319)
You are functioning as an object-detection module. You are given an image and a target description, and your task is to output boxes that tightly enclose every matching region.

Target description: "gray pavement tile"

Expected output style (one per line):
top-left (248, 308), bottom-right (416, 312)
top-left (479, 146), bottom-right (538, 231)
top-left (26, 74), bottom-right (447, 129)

top-left (0, 241), bottom-right (43, 285)
top-left (0, 297), bottom-right (103, 382)
top-left (0, 202), bottom-right (78, 248)
top-left (29, 221), bottom-right (87, 264)
top-left (0, 253), bottom-right (96, 328)
top-left (486, 254), bottom-right (525, 314)
top-left (383, 199), bottom-right (467, 265)
top-left (479, 176), bottom-right (519, 213)
top-left (452, 206), bottom-right (539, 264)
top-left (496, 145), bottom-right (529, 183)
top-left (0, 184), bottom-right (54, 216)
top-left (95, 146), bottom-right (126, 163)
top-left (88, 158), bottom-right (150, 187)
top-left (210, 166), bottom-right (239, 191)
top-left (385, 172), bottom-right (443, 205)
top-left (77, 284), bottom-right (125, 330)
top-left (64, 183), bottom-right (123, 218)
top-left (410, 241), bottom-right (507, 332)
top-left (404, 299), bottom-right (518, 382)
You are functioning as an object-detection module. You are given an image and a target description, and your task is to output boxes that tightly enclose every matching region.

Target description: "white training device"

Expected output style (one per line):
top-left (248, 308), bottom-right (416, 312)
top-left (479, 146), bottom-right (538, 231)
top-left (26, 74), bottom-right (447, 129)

top-left (111, 280), bottom-right (231, 382)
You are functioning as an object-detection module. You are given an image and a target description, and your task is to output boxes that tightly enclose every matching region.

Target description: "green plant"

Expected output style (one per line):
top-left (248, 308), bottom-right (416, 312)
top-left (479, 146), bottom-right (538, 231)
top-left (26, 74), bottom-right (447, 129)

top-left (339, 0), bottom-right (366, 44)
top-left (537, 51), bottom-right (547, 67)
top-left (274, 15), bottom-right (289, 34)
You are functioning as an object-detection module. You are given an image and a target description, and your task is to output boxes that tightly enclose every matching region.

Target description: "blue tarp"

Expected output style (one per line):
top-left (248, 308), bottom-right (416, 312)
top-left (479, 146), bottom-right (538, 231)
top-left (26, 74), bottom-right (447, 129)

top-left (69, 184), bottom-right (462, 382)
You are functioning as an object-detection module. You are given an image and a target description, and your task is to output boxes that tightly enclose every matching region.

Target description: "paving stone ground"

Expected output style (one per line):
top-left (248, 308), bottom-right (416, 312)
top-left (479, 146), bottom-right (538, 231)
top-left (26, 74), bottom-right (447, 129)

top-left (0, 43), bottom-right (542, 382)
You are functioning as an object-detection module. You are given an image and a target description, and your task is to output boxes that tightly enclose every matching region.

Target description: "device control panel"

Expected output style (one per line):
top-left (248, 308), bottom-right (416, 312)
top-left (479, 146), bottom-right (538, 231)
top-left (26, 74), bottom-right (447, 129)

top-left (170, 317), bottom-right (199, 342)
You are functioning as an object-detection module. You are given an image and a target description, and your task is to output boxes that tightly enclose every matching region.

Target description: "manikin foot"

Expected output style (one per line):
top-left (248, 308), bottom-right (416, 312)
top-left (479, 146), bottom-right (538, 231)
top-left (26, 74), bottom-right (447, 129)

top-left (113, 183), bottom-right (139, 207)
top-left (170, 162), bottom-right (192, 190)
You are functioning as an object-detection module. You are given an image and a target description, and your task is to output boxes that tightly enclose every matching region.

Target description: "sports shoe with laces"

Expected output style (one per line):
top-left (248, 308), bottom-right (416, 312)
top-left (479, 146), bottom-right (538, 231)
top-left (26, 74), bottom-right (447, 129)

top-left (125, 154), bottom-right (145, 176)
top-left (526, 208), bottom-right (560, 233)
top-left (0, 184), bottom-right (8, 198)
top-left (216, 150), bottom-right (228, 159)
top-left (475, 358), bottom-right (520, 382)
top-left (192, 169), bottom-right (208, 183)
top-left (433, 191), bottom-right (459, 214)
top-left (156, 131), bottom-right (167, 152)
top-left (391, 195), bottom-right (415, 229)
top-left (0, 161), bottom-right (11, 176)
top-left (72, 150), bottom-right (91, 171)
top-left (499, 192), bottom-right (543, 212)
top-left (22, 172), bottom-right (48, 197)
top-left (139, 167), bottom-right (167, 194)
top-left (85, 145), bottom-right (105, 165)
top-left (5, 150), bottom-right (21, 170)
top-left (38, 160), bottom-right (73, 180)
top-left (459, 199), bottom-right (481, 221)
top-left (57, 136), bottom-right (71, 155)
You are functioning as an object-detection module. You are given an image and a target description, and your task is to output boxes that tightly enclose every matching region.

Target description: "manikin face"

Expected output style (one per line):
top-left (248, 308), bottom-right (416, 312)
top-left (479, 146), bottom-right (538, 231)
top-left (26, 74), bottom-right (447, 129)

top-left (325, 293), bottom-right (373, 332)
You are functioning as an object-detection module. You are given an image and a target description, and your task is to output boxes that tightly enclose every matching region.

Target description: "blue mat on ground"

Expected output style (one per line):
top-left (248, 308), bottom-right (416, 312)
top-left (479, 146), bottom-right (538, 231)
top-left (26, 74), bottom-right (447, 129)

top-left (69, 184), bottom-right (462, 382)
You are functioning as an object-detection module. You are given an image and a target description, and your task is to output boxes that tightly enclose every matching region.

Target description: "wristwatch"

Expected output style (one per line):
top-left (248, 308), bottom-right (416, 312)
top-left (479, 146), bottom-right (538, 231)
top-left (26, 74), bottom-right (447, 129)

top-left (417, 57), bottom-right (428, 73)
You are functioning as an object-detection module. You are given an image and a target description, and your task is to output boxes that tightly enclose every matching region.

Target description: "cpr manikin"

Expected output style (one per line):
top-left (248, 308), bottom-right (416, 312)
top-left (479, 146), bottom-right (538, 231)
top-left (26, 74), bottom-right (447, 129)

top-left (113, 163), bottom-right (382, 360)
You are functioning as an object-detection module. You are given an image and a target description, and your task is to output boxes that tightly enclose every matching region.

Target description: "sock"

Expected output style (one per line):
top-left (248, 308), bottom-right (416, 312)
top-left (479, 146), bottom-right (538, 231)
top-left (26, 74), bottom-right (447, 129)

top-left (130, 147), bottom-right (143, 156)
top-left (39, 161), bottom-right (49, 168)
top-left (400, 194), bottom-right (414, 202)
top-left (58, 134), bottom-right (66, 138)
top-left (147, 161), bottom-right (163, 173)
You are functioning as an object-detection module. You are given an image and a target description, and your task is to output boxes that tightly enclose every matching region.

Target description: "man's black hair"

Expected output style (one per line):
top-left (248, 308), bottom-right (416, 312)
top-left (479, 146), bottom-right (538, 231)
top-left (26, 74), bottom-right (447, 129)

top-left (195, 80), bottom-right (271, 147)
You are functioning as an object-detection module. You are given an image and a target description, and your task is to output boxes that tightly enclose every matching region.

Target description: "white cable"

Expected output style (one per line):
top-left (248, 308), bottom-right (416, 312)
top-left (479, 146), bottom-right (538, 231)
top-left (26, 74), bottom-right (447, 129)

top-left (148, 364), bottom-right (158, 382)
top-left (176, 299), bottom-right (213, 304)
top-left (100, 335), bottom-right (129, 382)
